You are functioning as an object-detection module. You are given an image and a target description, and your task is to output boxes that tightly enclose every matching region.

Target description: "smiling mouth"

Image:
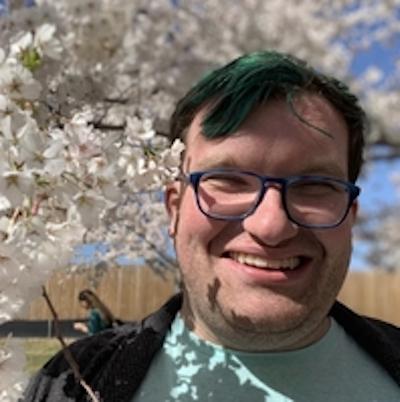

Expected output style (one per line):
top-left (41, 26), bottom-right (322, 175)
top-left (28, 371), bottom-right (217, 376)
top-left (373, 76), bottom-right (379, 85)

top-left (229, 252), bottom-right (302, 271)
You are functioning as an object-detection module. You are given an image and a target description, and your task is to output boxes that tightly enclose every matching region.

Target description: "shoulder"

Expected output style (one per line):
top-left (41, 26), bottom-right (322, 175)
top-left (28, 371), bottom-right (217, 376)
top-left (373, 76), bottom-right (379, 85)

top-left (22, 323), bottom-right (140, 401)
top-left (331, 300), bottom-right (400, 384)
top-left (331, 300), bottom-right (400, 339)
top-left (54, 323), bottom-right (140, 371)
top-left (22, 294), bottom-right (183, 401)
top-left (87, 309), bottom-right (102, 324)
top-left (89, 308), bottom-right (101, 317)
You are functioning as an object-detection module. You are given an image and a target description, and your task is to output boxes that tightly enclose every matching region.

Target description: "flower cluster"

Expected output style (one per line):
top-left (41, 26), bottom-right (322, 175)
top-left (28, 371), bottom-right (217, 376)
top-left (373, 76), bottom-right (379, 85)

top-left (0, 7), bottom-right (185, 396)
top-left (0, 337), bottom-right (26, 402)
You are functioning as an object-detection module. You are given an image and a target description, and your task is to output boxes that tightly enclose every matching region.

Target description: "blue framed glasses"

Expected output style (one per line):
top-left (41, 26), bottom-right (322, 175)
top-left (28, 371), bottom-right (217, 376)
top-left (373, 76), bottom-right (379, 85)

top-left (184, 169), bottom-right (360, 229)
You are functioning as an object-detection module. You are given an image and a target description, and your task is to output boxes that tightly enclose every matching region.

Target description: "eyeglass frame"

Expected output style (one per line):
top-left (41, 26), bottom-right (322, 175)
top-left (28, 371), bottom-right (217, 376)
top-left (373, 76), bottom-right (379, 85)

top-left (182, 169), bottom-right (361, 229)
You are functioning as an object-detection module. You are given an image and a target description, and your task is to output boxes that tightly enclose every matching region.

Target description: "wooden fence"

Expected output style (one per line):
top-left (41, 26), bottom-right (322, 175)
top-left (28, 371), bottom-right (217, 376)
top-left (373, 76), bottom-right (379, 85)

top-left (26, 267), bottom-right (400, 326)
top-left (338, 271), bottom-right (400, 326)
top-left (27, 266), bottom-right (177, 321)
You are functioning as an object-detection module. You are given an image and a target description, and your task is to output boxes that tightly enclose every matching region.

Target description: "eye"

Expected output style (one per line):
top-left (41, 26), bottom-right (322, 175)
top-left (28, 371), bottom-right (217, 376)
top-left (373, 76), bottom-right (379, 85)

top-left (201, 172), bottom-right (256, 193)
top-left (289, 179), bottom-right (345, 198)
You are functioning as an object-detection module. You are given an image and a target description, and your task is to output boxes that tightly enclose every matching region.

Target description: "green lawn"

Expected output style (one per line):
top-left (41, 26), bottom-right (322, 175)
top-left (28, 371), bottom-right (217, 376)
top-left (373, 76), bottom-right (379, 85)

top-left (24, 338), bottom-right (65, 374)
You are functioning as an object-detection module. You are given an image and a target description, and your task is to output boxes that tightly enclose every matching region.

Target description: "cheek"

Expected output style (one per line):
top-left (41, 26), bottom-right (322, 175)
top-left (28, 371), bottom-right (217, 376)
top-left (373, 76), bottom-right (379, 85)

top-left (177, 194), bottom-right (230, 254)
top-left (312, 223), bottom-right (353, 302)
top-left (317, 221), bottom-right (353, 262)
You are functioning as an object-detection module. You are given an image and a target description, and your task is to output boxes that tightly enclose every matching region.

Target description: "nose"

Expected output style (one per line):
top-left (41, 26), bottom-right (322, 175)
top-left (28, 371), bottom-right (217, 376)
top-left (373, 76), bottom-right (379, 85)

top-left (242, 187), bottom-right (299, 246)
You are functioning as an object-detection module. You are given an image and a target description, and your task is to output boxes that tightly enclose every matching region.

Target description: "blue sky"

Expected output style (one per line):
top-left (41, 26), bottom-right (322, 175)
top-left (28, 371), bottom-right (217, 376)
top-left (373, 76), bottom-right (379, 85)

top-left (352, 156), bottom-right (400, 270)
top-left (349, 41), bottom-right (400, 269)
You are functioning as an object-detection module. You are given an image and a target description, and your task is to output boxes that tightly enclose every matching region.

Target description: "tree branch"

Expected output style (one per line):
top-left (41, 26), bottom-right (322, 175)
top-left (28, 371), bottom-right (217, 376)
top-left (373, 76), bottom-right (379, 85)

top-left (92, 122), bottom-right (126, 131)
top-left (41, 286), bottom-right (100, 402)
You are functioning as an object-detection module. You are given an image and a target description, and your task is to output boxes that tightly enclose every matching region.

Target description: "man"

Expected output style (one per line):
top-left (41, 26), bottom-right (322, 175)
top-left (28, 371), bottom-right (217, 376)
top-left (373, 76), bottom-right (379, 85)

top-left (23, 51), bottom-right (400, 401)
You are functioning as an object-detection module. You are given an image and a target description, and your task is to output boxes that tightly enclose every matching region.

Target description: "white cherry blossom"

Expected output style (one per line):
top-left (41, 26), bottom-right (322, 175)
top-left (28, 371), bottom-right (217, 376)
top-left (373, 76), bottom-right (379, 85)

top-left (0, 171), bottom-right (34, 207)
top-left (0, 337), bottom-right (27, 402)
top-left (33, 23), bottom-right (62, 60)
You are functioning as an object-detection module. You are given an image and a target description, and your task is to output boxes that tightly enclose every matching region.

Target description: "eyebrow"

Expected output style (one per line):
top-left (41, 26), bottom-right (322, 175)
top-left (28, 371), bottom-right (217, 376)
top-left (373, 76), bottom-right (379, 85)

top-left (190, 155), bottom-right (241, 171)
top-left (294, 162), bottom-right (347, 178)
top-left (189, 156), bottom-right (347, 179)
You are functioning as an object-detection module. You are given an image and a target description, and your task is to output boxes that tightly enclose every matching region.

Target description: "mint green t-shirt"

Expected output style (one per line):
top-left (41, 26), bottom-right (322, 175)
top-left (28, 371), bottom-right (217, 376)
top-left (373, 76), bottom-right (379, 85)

top-left (133, 315), bottom-right (399, 401)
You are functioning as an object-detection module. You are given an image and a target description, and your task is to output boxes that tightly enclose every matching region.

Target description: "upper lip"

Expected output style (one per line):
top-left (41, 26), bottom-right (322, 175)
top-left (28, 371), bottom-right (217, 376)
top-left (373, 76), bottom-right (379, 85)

top-left (223, 247), bottom-right (311, 261)
top-left (229, 251), bottom-right (302, 269)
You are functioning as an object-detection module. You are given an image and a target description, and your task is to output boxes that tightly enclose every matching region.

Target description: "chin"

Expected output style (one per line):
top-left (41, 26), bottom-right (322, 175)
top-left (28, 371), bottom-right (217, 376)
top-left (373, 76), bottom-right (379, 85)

top-left (217, 294), bottom-right (311, 333)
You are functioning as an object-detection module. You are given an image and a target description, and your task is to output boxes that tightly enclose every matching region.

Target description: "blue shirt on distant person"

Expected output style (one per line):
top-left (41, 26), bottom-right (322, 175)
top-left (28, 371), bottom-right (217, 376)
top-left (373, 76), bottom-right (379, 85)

top-left (87, 308), bottom-right (109, 335)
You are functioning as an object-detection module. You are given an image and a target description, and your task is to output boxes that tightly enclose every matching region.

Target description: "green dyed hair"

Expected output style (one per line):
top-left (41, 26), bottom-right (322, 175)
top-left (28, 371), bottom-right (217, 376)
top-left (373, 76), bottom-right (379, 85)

top-left (169, 50), bottom-right (367, 182)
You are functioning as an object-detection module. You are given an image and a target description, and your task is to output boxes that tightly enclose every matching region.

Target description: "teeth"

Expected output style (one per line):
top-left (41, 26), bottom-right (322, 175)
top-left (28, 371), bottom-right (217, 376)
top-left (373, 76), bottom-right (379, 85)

top-left (230, 252), bottom-right (300, 270)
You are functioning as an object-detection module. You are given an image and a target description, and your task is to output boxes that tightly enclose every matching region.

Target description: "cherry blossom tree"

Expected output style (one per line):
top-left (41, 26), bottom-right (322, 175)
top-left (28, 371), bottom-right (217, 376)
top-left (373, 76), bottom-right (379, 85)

top-left (0, 0), bottom-right (399, 399)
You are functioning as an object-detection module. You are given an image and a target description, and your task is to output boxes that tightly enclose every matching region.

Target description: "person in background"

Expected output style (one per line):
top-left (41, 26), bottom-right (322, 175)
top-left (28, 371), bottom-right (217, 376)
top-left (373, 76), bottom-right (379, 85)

top-left (22, 50), bottom-right (400, 401)
top-left (73, 289), bottom-right (118, 335)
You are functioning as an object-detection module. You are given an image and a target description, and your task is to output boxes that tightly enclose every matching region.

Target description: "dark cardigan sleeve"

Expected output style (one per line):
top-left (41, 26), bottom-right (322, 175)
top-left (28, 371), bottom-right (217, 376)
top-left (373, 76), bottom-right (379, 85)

top-left (21, 294), bottom-right (183, 402)
top-left (331, 300), bottom-right (400, 387)
top-left (21, 326), bottom-right (136, 402)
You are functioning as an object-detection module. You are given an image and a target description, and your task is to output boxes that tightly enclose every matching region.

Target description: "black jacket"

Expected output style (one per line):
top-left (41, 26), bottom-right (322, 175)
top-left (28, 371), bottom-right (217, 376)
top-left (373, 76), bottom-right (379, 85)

top-left (22, 294), bottom-right (400, 401)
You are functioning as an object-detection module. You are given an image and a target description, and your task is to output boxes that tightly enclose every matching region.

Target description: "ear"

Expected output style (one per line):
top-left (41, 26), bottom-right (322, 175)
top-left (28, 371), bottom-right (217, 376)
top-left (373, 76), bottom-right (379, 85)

top-left (165, 181), bottom-right (182, 237)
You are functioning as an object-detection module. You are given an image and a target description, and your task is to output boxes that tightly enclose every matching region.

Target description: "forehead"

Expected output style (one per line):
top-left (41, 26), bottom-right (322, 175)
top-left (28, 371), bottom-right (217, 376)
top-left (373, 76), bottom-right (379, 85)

top-left (183, 93), bottom-right (349, 177)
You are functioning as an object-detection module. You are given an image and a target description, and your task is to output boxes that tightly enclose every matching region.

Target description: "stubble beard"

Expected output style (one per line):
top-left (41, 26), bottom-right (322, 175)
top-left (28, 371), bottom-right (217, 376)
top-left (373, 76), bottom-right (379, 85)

top-left (179, 252), bottom-right (350, 352)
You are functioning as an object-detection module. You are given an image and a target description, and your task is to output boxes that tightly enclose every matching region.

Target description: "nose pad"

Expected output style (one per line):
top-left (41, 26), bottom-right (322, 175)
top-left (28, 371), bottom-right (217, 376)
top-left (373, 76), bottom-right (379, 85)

top-left (252, 185), bottom-right (288, 221)
top-left (243, 187), bottom-right (298, 245)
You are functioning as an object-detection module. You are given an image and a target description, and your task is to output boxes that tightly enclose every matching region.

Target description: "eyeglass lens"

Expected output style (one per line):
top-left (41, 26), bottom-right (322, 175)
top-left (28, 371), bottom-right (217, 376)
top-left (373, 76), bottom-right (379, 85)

top-left (196, 171), bottom-right (352, 227)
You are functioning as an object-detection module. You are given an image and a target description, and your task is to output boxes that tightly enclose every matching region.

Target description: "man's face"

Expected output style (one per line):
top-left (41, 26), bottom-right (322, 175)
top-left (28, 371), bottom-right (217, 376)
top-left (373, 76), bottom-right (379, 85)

top-left (166, 94), bottom-right (357, 351)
